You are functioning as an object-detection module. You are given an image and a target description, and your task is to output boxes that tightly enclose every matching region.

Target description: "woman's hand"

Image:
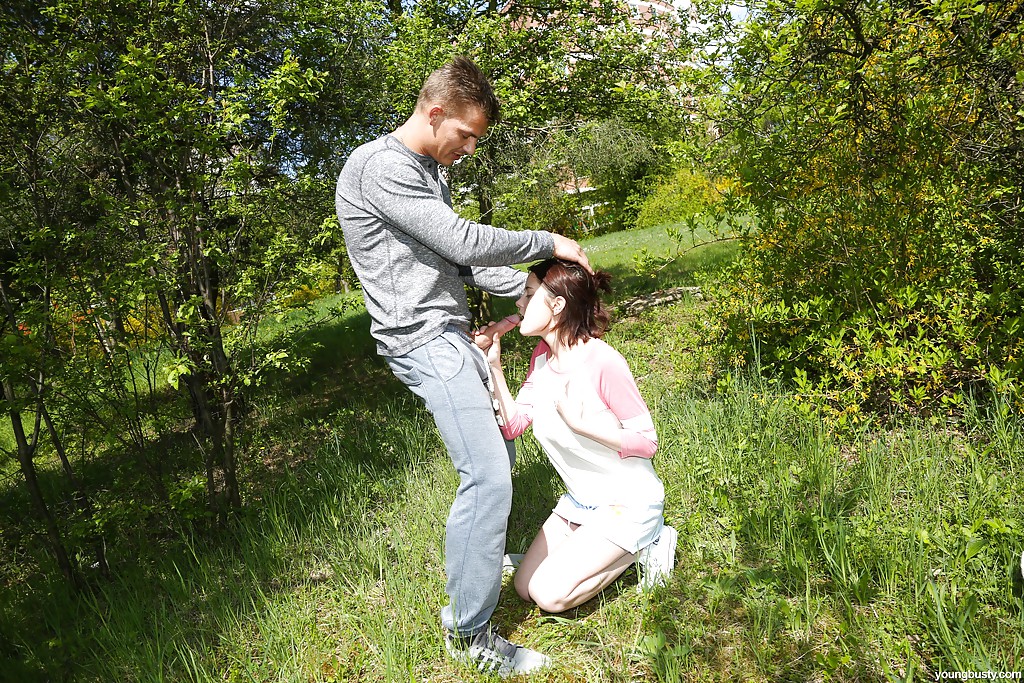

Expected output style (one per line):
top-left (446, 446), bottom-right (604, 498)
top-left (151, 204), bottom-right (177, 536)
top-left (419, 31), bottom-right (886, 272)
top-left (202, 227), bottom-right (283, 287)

top-left (555, 379), bottom-right (627, 452)
top-left (485, 332), bottom-right (504, 368)
top-left (555, 379), bottom-right (585, 432)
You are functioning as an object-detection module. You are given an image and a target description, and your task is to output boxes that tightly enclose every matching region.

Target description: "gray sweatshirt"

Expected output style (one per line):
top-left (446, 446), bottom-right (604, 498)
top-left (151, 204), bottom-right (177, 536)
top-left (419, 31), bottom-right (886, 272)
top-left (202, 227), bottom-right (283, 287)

top-left (336, 134), bottom-right (555, 357)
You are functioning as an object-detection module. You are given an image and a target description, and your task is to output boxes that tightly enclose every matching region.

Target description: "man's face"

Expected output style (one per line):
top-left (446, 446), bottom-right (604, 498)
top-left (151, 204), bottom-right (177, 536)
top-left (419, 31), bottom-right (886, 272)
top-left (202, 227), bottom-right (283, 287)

top-left (429, 105), bottom-right (489, 167)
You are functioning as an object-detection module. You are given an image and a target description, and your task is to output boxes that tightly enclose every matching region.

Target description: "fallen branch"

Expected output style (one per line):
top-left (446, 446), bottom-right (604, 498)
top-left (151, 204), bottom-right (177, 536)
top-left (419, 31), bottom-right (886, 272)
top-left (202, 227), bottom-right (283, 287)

top-left (617, 286), bottom-right (703, 316)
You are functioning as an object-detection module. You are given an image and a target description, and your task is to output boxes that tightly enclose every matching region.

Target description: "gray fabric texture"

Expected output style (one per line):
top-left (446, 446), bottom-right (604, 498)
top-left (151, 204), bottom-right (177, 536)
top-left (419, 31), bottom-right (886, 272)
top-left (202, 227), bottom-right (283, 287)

top-left (335, 134), bottom-right (555, 356)
top-left (386, 328), bottom-right (516, 634)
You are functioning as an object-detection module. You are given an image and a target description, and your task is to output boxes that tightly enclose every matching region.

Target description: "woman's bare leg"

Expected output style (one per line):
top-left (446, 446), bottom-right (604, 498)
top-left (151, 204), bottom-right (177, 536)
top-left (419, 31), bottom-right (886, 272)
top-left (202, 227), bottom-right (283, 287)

top-left (514, 513), bottom-right (574, 602)
top-left (515, 515), bottom-right (636, 613)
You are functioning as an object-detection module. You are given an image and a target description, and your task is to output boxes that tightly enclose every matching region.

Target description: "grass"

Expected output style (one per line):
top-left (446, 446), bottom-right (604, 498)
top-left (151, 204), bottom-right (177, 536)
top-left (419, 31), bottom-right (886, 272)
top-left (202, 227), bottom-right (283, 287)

top-left (2, 224), bottom-right (1023, 681)
top-left (583, 220), bottom-right (738, 297)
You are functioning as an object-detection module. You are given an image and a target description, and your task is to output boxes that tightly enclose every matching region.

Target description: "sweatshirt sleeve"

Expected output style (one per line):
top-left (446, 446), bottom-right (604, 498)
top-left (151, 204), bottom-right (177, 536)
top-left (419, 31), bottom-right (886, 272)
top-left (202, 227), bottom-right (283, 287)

top-left (590, 344), bottom-right (658, 459)
top-left (499, 343), bottom-right (548, 440)
top-left (360, 152), bottom-right (554, 266)
top-left (459, 266), bottom-right (527, 299)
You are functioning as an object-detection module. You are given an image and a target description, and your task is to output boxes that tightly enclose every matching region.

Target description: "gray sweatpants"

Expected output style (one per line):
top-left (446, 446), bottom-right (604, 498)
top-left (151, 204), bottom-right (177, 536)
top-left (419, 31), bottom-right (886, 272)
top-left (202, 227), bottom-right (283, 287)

top-left (385, 326), bottom-right (516, 636)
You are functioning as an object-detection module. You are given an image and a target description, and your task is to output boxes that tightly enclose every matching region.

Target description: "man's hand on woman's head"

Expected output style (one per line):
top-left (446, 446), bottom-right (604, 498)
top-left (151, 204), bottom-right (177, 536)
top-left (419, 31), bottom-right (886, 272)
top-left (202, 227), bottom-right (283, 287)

top-left (551, 234), bottom-right (594, 274)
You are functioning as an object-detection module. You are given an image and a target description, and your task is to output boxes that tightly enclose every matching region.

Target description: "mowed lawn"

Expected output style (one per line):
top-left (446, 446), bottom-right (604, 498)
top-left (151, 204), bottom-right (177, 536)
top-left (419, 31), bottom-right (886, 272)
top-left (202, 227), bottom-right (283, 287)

top-left (1, 224), bottom-right (1021, 682)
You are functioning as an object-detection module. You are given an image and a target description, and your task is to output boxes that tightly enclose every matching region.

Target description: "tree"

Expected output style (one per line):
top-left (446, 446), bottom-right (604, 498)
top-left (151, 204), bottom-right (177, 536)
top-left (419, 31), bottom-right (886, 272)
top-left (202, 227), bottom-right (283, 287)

top-left (450, 0), bottom-right (691, 233)
top-left (1, 0), bottom-right (389, 551)
top-left (689, 0), bottom-right (1024, 419)
top-left (375, 0), bottom-right (691, 319)
top-left (1, 1), bottom-right (115, 585)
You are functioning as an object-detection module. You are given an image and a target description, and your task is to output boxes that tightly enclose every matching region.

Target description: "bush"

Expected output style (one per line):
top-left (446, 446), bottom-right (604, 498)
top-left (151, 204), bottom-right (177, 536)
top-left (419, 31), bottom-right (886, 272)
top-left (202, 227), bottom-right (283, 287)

top-left (633, 167), bottom-right (716, 230)
top-left (695, 0), bottom-right (1024, 422)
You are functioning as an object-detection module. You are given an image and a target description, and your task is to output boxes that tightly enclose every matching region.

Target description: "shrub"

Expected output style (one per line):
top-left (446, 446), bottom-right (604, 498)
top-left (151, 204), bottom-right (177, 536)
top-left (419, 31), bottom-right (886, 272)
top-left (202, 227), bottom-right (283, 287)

top-left (633, 167), bottom-right (716, 230)
top-left (694, 0), bottom-right (1024, 422)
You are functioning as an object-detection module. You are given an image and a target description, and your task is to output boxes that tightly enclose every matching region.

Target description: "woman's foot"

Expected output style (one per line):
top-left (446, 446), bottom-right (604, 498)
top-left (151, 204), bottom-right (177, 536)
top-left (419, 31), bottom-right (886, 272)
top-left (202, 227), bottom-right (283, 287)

top-left (637, 525), bottom-right (677, 591)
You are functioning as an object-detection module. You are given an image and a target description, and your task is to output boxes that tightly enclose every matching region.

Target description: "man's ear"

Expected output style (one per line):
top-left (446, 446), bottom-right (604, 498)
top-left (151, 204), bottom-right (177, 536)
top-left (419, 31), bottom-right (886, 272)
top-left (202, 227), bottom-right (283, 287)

top-left (427, 105), bottom-right (445, 126)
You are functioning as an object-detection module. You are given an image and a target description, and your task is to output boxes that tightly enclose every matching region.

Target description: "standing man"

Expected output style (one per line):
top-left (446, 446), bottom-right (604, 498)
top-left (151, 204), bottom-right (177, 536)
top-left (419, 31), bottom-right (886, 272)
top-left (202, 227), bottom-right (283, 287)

top-left (335, 56), bottom-right (590, 676)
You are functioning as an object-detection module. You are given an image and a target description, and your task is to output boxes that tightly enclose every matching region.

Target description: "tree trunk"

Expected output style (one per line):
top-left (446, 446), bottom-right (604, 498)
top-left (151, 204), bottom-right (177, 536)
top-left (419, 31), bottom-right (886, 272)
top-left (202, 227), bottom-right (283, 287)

top-left (466, 287), bottom-right (493, 328)
top-left (42, 406), bottom-right (109, 577)
top-left (476, 147), bottom-right (496, 224)
top-left (3, 381), bottom-right (82, 590)
top-left (478, 185), bottom-right (494, 224)
top-left (334, 256), bottom-right (350, 294)
top-left (222, 390), bottom-right (240, 509)
top-left (183, 371), bottom-right (224, 518)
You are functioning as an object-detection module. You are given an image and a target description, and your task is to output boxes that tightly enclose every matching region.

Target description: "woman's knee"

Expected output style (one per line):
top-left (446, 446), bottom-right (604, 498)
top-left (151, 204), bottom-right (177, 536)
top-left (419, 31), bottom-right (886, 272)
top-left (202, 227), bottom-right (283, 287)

top-left (516, 566), bottom-right (564, 609)
top-left (525, 568), bottom-right (575, 613)
top-left (529, 583), bottom-right (573, 614)
top-left (514, 571), bottom-right (533, 602)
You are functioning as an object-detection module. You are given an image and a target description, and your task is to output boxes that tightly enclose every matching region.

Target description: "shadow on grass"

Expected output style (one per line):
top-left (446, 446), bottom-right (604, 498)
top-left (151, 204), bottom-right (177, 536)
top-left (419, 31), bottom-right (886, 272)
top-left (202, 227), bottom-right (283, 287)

top-left (0, 303), bottom-right (438, 680)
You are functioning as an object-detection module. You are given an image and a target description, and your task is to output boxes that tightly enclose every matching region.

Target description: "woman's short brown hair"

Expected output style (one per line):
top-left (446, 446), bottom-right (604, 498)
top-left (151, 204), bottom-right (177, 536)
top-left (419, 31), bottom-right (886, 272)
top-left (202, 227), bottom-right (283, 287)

top-left (416, 56), bottom-right (501, 124)
top-left (529, 258), bottom-right (613, 347)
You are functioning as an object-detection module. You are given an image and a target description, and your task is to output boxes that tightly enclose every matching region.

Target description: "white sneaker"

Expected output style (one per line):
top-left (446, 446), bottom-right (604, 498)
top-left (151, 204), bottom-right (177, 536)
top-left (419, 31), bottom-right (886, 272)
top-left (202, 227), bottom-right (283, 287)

top-left (637, 524), bottom-right (677, 591)
top-left (445, 624), bottom-right (551, 677)
top-left (502, 553), bottom-right (524, 575)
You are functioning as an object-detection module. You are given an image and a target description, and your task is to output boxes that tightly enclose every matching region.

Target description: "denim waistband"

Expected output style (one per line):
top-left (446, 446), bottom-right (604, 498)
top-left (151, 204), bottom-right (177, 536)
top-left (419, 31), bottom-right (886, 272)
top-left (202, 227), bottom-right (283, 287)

top-left (562, 492), bottom-right (599, 511)
top-left (445, 321), bottom-right (471, 338)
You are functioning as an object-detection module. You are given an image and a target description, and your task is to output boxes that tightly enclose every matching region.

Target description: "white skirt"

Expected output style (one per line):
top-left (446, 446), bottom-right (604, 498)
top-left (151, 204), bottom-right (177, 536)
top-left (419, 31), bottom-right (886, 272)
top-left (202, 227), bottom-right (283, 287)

top-left (552, 492), bottom-right (664, 554)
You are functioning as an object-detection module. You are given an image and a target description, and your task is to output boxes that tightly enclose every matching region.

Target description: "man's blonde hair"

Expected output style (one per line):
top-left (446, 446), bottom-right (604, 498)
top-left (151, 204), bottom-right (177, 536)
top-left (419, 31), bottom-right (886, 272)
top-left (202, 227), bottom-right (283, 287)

top-left (416, 56), bottom-right (501, 124)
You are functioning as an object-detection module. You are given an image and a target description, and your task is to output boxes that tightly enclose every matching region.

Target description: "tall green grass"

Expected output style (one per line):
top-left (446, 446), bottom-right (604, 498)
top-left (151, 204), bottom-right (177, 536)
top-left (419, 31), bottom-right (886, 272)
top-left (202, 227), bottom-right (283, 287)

top-left (609, 299), bottom-right (1024, 681)
top-left (2, 225), bottom-right (1022, 681)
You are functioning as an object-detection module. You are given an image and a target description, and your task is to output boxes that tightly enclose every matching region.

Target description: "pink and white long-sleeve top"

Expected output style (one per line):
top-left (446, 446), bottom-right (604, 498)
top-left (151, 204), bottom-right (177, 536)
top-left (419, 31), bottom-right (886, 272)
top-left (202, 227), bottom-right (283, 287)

top-left (501, 338), bottom-right (663, 508)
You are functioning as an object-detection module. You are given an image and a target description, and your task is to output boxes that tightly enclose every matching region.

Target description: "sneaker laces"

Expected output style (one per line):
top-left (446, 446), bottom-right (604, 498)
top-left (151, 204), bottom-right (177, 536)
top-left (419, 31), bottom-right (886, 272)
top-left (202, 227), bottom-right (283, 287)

top-left (473, 624), bottom-right (519, 661)
top-left (448, 624), bottom-right (518, 673)
top-left (447, 624), bottom-right (552, 677)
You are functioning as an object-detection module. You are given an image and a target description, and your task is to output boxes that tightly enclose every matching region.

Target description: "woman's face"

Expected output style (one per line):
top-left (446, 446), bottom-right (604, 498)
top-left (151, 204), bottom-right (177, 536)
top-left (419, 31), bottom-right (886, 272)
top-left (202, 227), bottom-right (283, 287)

top-left (516, 273), bottom-right (563, 337)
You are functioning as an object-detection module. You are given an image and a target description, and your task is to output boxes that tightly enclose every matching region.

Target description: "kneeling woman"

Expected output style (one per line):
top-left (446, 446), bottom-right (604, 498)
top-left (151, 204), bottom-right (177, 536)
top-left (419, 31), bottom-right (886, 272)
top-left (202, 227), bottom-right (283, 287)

top-left (481, 258), bottom-right (676, 613)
